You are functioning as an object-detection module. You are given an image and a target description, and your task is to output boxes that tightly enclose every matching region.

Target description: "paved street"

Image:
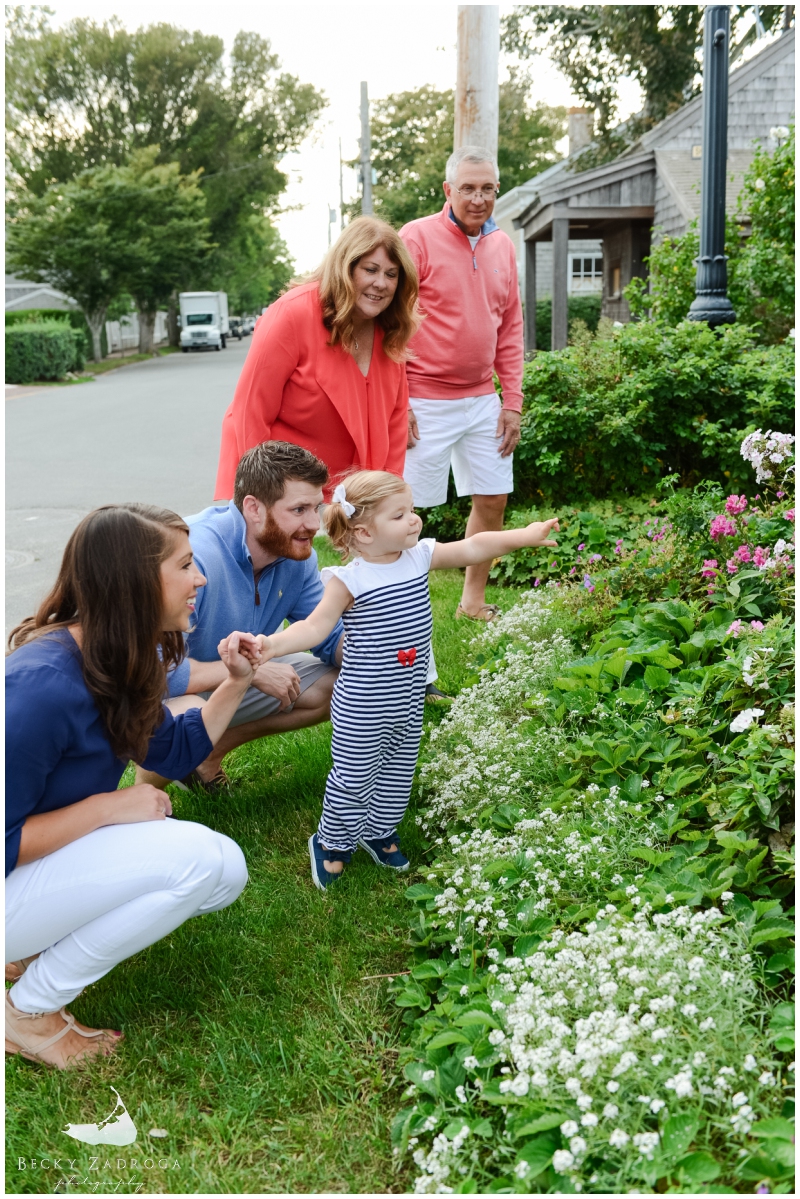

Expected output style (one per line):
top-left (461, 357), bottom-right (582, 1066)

top-left (6, 337), bottom-right (251, 633)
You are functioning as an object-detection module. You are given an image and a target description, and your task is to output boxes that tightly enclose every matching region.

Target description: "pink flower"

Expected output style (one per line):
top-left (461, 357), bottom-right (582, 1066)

top-left (583, 573), bottom-right (595, 592)
top-left (726, 559), bottom-right (739, 574)
top-left (577, 542), bottom-right (586, 551)
top-left (533, 578), bottom-right (540, 587)
top-left (725, 494), bottom-right (748, 516)
top-left (710, 514), bottom-right (738, 540)
top-left (707, 587), bottom-right (715, 595)
top-left (733, 544), bottom-right (751, 563)
top-left (777, 490), bottom-right (786, 499)
top-left (569, 566), bottom-right (576, 576)
top-left (727, 620), bottom-right (744, 637)
top-left (701, 559), bottom-right (718, 577)
top-left (784, 509), bottom-right (795, 522)
top-left (753, 546), bottom-right (770, 567)
top-left (589, 553), bottom-right (602, 563)
top-left (750, 620), bottom-right (765, 631)
top-left (551, 561), bottom-right (558, 567)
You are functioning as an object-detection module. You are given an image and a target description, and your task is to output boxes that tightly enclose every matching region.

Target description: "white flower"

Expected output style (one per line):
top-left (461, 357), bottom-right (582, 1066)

top-left (699, 1016), bottom-right (716, 1032)
top-left (743, 1054), bottom-right (758, 1072)
top-left (651, 1054), bottom-right (665, 1065)
top-left (730, 708), bottom-right (765, 733)
top-left (609, 1128), bottom-right (630, 1148)
top-left (561, 1121), bottom-right (579, 1137)
top-left (637, 1095), bottom-right (652, 1105)
top-left (553, 1150), bottom-right (575, 1173)
top-left (681, 1003), bottom-right (699, 1017)
top-left (569, 1136), bottom-right (588, 1157)
top-left (754, 177), bottom-right (766, 190)
top-left (603, 1103), bottom-right (619, 1119)
top-left (421, 1070), bottom-right (435, 1081)
top-left (576, 1093), bottom-right (594, 1111)
top-left (731, 1091), bottom-right (749, 1108)
top-left (721, 892), bottom-right (735, 902)
top-left (650, 1098), bottom-right (666, 1114)
top-left (633, 1131), bottom-right (660, 1160)
top-left (759, 1071), bottom-right (776, 1086)
top-left (581, 1112), bottom-right (599, 1127)
top-left (488, 1029), bottom-right (505, 1045)
top-left (665, 1069), bottom-right (694, 1098)
top-left (514, 1161), bottom-right (529, 1179)
top-left (606, 1080), bottom-right (620, 1093)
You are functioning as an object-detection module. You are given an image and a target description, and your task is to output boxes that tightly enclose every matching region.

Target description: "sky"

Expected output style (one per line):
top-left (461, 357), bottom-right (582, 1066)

top-left (43, 1), bottom-right (645, 272)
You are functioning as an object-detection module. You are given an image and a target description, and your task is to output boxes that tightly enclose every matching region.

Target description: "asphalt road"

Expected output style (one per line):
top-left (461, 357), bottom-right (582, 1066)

top-left (6, 337), bottom-right (251, 634)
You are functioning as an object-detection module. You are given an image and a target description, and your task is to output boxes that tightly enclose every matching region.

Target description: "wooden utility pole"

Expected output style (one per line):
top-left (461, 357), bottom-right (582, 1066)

top-left (360, 81), bottom-right (373, 215)
top-left (339, 137), bottom-right (345, 231)
top-left (454, 5), bottom-right (499, 157)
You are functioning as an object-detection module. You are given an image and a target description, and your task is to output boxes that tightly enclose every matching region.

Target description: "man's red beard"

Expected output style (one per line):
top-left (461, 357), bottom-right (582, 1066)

top-left (254, 509), bottom-right (313, 560)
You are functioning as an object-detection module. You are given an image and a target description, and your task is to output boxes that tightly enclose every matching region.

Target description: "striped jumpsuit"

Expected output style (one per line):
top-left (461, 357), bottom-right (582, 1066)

top-left (318, 539), bottom-right (434, 851)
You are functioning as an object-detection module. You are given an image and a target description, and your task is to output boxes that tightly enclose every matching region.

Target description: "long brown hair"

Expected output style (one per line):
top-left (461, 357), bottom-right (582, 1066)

top-left (308, 216), bottom-right (421, 362)
top-left (8, 504), bottom-right (189, 763)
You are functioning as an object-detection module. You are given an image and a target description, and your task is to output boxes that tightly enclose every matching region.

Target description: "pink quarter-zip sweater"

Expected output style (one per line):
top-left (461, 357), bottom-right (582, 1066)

top-left (400, 202), bottom-right (524, 412)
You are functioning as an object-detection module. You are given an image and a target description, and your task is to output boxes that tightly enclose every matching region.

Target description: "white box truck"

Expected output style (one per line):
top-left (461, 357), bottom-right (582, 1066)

top-left (179, 292), bottom-right (230, 351)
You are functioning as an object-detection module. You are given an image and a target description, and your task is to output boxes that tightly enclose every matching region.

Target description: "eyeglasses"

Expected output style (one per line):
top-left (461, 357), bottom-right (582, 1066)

top-left (452, 185), bottom-right (500, 199)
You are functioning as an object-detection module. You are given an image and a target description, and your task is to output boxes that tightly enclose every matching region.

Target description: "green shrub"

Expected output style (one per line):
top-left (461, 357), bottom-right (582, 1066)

top-left (530, 294), bottom-right (602, 350)
top-left (515, 320), bottom-right (794, 504)
top-left (5, 321), bottom-right (84, 384)
top-left (5, 307), bottom-right (106, 360)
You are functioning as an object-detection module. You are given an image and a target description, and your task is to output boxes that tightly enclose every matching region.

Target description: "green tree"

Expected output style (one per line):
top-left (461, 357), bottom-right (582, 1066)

top-left (4, 12), bottom-right (324, 289)
top-left (626, 127), bottom-right (794, 343)
top-left (7, 151), bottom-right (212, 358)
top-left (501, 6), bottom-right (789, 162)
top-left (220, 216), bottom-right (294, 315)
top-left (346, 79), bottom-right (565, 227)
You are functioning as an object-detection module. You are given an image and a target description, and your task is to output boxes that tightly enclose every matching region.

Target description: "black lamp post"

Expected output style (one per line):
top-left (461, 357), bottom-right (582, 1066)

top-left (688, 4), bottom-right (736, 326)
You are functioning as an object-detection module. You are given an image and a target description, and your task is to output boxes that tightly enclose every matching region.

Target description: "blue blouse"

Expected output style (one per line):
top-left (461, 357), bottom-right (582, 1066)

top-left (5, 629), bottom-right (212, 876)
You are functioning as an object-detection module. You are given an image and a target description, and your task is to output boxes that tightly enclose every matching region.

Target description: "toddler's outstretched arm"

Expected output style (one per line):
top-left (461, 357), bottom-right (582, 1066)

top-left (254, 577), bottom-right (352, 662)
top-left (430, 519), bottom-right (560, 570)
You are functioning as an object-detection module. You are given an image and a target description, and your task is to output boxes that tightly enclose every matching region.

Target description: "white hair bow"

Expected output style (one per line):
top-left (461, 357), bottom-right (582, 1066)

top-left (332, 483), bottom-right (356, 517)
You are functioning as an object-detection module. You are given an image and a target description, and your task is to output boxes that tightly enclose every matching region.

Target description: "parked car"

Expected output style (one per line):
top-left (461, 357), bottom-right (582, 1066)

top-left (242, 316), bottom-right (256, 335)
top-left (228, 317), bottom-right (244, 340)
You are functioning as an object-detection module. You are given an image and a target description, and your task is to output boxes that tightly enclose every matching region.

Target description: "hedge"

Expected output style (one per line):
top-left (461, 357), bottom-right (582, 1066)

top-left (5, 307), bottom-right (107, 360)
top-left (515, 319), bottom-right (795, 503)
top-left (5, 321), bottom-right (85, 384)
top-left (529, 294), bottom-right (602, 351)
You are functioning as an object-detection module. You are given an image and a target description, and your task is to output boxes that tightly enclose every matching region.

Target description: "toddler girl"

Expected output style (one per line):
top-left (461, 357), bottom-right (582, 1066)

top-left (253, 471), bottom-right (558, 890)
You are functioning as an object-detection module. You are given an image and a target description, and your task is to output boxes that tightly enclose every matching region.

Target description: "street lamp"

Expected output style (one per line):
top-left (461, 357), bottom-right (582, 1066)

top-left (687, 5), bottom-right (736, 327)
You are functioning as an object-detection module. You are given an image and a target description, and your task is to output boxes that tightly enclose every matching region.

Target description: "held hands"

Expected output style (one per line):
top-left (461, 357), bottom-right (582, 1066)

top-left (524, 517), bottom-right (560, 547)
top-left (216, 630), bottom-right (262, 682)
top-left (104, 783), bottom-right (172, 824)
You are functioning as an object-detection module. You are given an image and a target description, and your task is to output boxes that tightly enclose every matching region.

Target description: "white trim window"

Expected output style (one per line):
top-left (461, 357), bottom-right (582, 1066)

top-left (571, 256), bottom-right (604, 294)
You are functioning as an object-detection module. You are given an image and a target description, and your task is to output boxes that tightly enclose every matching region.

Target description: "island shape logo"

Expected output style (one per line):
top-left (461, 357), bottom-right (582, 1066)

top-left (63, 1087), bottom-right (137, 1146)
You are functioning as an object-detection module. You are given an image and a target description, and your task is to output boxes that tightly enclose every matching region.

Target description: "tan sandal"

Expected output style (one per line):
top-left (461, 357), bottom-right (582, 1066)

top-left (5, 992), bottom-right (121, 1069)
top-left (455, 602), bottom-right (501, 623)
top-left (5, 954), bottom-right (40, 982)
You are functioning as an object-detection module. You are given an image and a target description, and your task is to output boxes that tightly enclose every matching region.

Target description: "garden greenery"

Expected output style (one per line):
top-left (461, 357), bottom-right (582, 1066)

top-left (391, 431), bottom-right (794, 1194)
top-left (5, 320), bottom-right (85, 384)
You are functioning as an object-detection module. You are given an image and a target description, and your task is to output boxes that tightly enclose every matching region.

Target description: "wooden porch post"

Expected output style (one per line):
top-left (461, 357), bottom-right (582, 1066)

top-left (524, 239), bottom-right (537, 352)
top-left (551, 216), bottom-right (569, 350)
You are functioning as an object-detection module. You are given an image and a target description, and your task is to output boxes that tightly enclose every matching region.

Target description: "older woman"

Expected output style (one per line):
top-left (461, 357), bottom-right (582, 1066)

top-left (213, 216), bottom-right (421, 500)
top-left (5, 504), bottom-right (256, 1068)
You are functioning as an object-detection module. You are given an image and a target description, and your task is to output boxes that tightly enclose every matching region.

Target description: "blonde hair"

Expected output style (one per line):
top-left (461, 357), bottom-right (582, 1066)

top-left (325, 470), bottom-right (411, 560)
top-left (307, 217), bottom-right (421, 362)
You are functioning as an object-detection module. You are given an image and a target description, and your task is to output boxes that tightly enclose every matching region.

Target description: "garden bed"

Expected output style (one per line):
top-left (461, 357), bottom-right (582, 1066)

top-left (392, 432), bottom-right (795, 1194)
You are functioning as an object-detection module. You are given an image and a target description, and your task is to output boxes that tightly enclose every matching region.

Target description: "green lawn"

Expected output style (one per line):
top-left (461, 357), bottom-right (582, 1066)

top-left (5, 552), bottom-right (518, 1195)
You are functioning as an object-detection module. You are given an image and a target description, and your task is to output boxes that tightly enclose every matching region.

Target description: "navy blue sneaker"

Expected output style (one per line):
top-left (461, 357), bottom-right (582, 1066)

top-left (308, 834), bottom-right (352, 892)
top-left (358, 833), bottom-right (410, 872)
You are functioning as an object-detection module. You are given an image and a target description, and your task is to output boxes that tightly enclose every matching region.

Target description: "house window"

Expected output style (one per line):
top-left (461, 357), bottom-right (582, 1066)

top-left (571, 255), bottom-right (604, 293)
top-left (611, 263), bottom-right (622, 297)
top-left (572, 257), bottom-right (603, 279)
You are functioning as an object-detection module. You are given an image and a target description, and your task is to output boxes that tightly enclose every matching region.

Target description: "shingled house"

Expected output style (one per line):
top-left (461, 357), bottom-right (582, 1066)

top-left (514, 26), bottom-right (795, 350)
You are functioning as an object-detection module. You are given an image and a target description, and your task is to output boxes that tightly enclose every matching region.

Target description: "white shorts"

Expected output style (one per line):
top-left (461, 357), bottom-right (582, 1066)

top-left (404, 393), bottom-right (514, 508)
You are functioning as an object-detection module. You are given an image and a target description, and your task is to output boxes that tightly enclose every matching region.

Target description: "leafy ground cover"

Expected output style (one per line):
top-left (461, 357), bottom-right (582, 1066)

top-left (5, 552), bottom-right (507, 1196)
top-left (391, 434), bottom-right (795, 1194)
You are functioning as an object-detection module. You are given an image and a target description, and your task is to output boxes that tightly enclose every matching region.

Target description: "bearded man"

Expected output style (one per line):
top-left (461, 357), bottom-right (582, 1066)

top-left (137, 441), bottom-right (341, 791)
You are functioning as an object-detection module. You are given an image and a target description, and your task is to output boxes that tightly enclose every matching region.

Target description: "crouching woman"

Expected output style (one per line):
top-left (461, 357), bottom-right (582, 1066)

top-left (5, 504), bottom-right (253, 1069)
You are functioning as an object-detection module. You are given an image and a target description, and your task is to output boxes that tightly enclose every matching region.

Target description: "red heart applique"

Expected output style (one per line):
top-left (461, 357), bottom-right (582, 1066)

top-left (397, 647), bottom-right (417, 667)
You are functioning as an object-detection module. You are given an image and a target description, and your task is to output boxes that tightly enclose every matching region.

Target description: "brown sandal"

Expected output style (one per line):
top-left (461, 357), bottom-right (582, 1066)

top-left (455, 602), bottom-right (501, 623)
top-left (5, 992), bottom-right (121, 1069)
top-left (5, 954), bottom-right (39, 982)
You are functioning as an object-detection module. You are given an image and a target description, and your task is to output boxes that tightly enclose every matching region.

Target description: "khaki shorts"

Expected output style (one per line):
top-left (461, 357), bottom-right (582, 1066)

top-left (197, 652), bottom-right (333, 728)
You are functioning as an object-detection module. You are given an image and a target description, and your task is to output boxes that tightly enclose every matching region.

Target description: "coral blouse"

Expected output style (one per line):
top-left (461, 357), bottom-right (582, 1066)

top-left (214, 282), bottom-right (409, 499)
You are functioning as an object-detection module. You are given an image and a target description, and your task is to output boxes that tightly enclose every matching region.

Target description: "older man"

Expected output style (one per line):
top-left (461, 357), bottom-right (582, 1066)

top-left (400, 145), bottom-right (523, 623)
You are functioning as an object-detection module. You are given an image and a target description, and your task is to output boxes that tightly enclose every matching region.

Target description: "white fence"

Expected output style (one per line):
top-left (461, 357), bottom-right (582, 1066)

top-left (104, 310), bottom-right (169, 353)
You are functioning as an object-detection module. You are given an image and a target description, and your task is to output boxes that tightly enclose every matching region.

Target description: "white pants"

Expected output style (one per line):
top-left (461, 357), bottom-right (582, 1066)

top-left (404, 393), bottom-right (514, 508)
top-left (6, 819), bottom-right (247, 1014)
